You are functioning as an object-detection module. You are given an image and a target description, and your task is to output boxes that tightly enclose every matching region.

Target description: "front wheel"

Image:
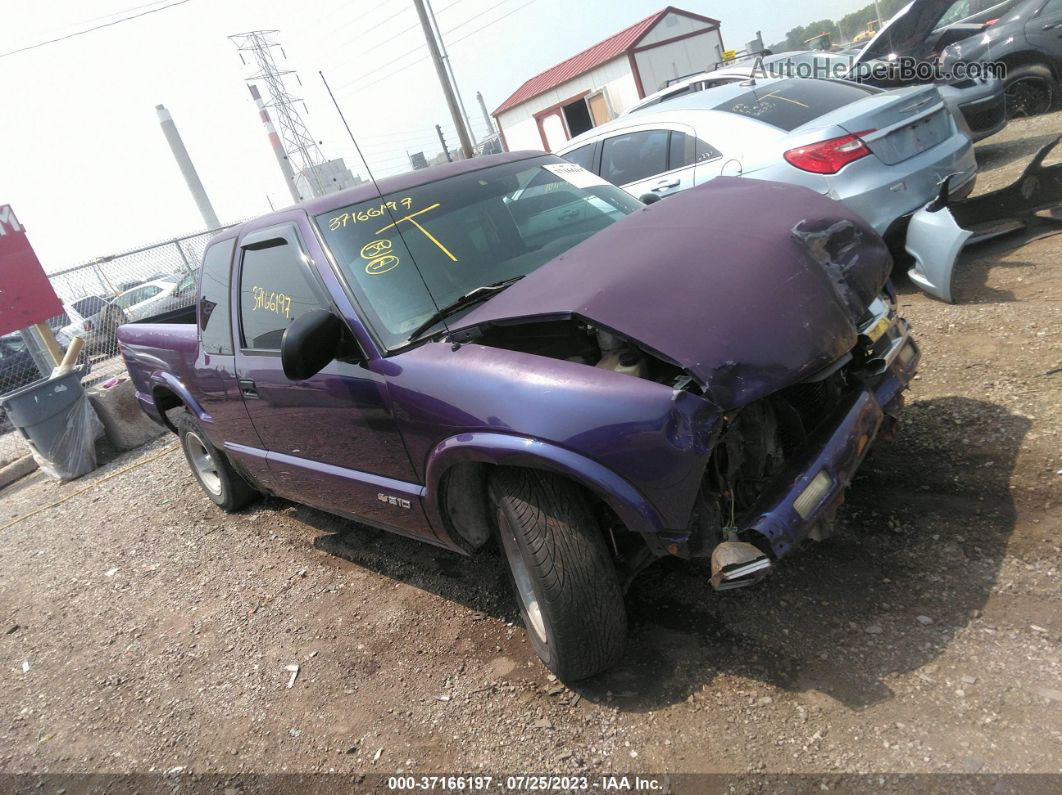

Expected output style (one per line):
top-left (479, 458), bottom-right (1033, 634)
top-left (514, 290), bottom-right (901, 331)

top-left (175, 411), bottom-right (258, 512)
top-left (489, 468), bottom-right (627, 681)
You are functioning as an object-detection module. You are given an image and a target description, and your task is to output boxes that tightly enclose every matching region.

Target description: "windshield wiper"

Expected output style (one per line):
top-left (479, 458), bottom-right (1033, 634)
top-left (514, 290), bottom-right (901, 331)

top-left (408, 276), bottom-right (524, 341)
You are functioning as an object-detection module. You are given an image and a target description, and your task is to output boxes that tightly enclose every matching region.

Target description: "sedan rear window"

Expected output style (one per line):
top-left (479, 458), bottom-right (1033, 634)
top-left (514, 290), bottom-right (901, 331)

top-left (713, 79), bottom-right (875, 131)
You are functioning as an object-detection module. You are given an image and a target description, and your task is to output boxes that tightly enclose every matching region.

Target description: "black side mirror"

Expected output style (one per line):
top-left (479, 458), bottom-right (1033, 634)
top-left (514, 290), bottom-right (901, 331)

top-left (281, 310), bottom-right (343, 381)
top-left (639, 193), bottom-right (662, 205)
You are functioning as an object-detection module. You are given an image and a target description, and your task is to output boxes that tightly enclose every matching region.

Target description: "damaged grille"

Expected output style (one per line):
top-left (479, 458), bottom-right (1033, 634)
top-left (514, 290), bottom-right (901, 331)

top-left (690, 290), bottom-right (899, 553)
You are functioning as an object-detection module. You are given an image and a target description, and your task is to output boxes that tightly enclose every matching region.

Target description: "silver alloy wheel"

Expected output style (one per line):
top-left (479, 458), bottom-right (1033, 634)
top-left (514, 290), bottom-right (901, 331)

top-left (499, 522), bottom-right (548, 646)
top-left (184, 431), bottom-right (222, 496)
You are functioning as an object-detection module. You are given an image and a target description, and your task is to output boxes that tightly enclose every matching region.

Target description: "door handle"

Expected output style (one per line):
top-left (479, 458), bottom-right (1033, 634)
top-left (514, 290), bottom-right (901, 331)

top-left (651, 177), bottom-right (681, 191)
top-left (239, 379), bottom-right (259, 399)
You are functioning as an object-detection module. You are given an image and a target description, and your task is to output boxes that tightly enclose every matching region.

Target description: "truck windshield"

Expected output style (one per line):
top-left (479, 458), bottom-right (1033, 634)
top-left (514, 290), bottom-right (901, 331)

top-left (315, 156), bottom-right (642, 349)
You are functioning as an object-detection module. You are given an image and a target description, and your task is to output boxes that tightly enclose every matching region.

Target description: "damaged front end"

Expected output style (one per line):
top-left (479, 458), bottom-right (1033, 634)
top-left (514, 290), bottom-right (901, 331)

top-left (906, 134), bottom-right (1062, 302)
top-left (450, 178), bottom-right (919, 589)
top-left (674, 290), bottom-right (919, 589)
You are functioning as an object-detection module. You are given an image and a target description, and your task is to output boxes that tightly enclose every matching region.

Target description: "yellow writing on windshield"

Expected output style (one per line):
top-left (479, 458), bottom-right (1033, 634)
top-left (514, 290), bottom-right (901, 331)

top-left (376, 203), bottom-right (457, 263)
top-left (327, 197), bottom-right (414, 231)
top-left (360, 238), bottom-right (400, 276)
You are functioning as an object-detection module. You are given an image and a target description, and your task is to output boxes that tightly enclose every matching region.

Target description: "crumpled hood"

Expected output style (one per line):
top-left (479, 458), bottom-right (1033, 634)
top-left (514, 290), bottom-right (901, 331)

top-left (454, 177), bottom-right (892, 408)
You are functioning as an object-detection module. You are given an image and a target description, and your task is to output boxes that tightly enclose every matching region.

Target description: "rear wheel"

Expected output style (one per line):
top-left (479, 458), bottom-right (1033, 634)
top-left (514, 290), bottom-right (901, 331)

top-left (1004, 65), bottom-right (1055, 118)
top-left (489, 468), bottom-right (627, 681)
top-left (175, 411), bottom-right (258, 511)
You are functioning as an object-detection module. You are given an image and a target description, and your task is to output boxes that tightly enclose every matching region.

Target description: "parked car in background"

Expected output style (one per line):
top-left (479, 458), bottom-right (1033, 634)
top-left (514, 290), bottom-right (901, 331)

top-left (627, 50), bottom-right (1007, 142)
top-left (0, 333), bottom-right (41, 390)
top-left (117, 152), bottom-right (919, 680)
top-left (560, 77), bottom-right (977, 241)
top-left (56, 295), bottom-right (127, 353)
top-left (935, 0), bottom-right (1062, 117)
top-left (113, 277), bottom-right (182, 322)
top-left (844, 0), bottom-right (1060, 118)
top-left (159, 270), bottom-right (199, 313)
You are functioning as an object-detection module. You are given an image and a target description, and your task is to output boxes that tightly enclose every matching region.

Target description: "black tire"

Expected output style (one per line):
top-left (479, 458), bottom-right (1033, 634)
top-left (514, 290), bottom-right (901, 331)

top-left (174, 411), bottom-right (258, 512)
top-left (1004, 64), bottom-right (1055, 118)
top-left (489, 468), bottom-right (626, 681)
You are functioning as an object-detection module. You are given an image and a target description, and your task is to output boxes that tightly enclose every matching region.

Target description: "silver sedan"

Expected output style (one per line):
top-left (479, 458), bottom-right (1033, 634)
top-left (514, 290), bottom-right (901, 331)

top-left (558, 76), bottom-right (977, 240)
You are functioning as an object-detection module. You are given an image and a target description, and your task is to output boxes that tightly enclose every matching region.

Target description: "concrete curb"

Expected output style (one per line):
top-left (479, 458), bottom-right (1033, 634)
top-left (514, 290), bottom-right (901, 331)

top-left (0, 455), bottom-right (39, 491)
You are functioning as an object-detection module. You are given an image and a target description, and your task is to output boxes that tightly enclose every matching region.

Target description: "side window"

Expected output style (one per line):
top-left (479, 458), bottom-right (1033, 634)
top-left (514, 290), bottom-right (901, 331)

top-left (563, 144), bottom-right (596, 172)
top-left (118, 288), bottom-right (144, 308)
top-left (239, 237), bottom-right (327, 350)
top-left (600, 129), bottom-right (670, 185)
top-left (142, 285), bottom-right (162, 299)
top-left (199, 239), bottom-right (235, 355)
top-left (669, 132), bottom-right (695, 169)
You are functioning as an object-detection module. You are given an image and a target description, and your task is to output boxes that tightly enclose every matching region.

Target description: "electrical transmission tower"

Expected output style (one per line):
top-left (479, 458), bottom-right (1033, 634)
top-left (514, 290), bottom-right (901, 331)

top-left (229, 30), bottom-right (329, 201)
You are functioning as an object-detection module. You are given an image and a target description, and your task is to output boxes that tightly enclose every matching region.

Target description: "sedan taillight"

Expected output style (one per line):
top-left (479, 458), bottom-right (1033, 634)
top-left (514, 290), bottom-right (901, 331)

top-left (84, 320), bottom-right (94, 332)
top-left (784, 130), bottom-right (875, 175)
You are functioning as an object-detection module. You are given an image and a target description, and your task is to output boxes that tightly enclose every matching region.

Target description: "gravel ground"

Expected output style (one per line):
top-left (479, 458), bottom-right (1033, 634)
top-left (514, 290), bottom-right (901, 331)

top-left (1, 113), bottom-right (1060, 785)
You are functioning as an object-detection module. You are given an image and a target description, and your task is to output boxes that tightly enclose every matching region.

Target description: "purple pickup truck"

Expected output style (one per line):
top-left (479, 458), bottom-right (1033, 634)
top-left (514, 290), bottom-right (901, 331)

top-left (118, 152), bottom-right (919, 680)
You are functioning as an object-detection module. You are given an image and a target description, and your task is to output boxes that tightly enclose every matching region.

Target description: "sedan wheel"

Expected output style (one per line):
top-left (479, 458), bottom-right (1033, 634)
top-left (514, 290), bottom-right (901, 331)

top-left (1005, 73), bottom-right (1054, 118)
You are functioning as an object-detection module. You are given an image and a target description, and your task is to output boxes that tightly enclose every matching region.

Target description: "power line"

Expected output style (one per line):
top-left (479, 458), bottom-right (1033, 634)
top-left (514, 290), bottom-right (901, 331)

top-left (448, 0), bottom-right (538, 45)
top-left (73, 0), bottom-right (178, 27)
top-left (0, 0), bottom-right (193, 60)
top-left (329, 0), bottom-right (464, 59)
top-left (334, 0), bottom-right (536, 91)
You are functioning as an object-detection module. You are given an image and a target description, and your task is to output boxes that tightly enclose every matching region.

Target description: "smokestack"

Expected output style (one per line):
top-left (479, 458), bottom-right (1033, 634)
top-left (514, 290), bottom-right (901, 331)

top-left (249, 84), bottom-right (300, 203)
top-left (156, 104), bottom-right (221, 230)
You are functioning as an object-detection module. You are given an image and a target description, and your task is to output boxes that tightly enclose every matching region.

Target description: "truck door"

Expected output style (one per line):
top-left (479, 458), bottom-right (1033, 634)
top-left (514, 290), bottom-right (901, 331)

top-left (231, 218), bottom-right (431, 540)
top-left (187, 236), bottom-right (272, 488)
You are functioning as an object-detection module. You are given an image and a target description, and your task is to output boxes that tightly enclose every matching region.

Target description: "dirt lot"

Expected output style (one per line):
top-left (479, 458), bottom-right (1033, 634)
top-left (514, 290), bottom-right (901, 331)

top-left (1, 114), bottom-right (1060, 786)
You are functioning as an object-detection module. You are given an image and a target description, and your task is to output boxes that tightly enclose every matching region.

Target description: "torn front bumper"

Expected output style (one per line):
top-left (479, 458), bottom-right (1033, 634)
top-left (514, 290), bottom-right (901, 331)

top-left (905, 134), bottom-right (1062, 302)
top-left (743, 319), bottom-right (919, 561)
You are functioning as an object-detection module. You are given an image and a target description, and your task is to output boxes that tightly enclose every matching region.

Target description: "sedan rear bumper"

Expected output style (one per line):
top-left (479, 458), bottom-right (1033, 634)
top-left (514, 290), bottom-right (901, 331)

top-left (826, 130), bottom-right (978, 235)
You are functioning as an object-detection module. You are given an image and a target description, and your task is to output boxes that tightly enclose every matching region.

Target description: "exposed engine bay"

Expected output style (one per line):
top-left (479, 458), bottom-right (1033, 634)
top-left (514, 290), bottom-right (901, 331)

top-left (474, 318), bottom-right (689, 389)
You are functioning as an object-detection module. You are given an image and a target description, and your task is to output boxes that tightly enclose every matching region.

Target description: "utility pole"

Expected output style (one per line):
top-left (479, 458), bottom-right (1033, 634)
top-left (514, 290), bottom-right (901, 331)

top-left (476, 91), bottom-right (495, 135)
top-left (436, 125), bottom-right (453, 162)
top-left (230, 30), bottom-right (330, 200)
top-left (426, 0), bottom-right (476, 147)
top-left (414, 0), bottom-right (473, 160)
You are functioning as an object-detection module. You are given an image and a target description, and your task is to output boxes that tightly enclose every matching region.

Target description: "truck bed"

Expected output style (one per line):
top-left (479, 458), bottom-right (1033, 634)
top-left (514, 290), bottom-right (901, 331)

top-left (116, 309), bottom-right (199, 424)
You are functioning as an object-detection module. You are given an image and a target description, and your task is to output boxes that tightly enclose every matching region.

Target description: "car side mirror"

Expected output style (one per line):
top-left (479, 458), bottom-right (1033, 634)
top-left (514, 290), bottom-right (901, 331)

top-left (639, 193), bottom-right (662, 205)
top-left (281, 310), bottom-right (343, 381)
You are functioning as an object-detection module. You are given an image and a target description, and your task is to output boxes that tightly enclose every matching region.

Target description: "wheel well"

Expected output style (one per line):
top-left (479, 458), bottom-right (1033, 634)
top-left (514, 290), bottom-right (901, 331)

top-left (438, 461), bottom-right (641, 562)
top-left (152, 386), bottom-right (184, 433)
top-left (999, 54), bottom-right (1058, 82)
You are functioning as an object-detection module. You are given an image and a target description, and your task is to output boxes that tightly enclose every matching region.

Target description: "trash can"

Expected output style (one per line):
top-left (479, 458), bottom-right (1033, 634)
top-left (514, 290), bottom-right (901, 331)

top-left (0, 366), bottom-right (101, 481)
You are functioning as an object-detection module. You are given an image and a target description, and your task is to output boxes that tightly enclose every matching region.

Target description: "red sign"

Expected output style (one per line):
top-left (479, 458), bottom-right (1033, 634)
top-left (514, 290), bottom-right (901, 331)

top-left (0, 205), bottom-right (63, 336)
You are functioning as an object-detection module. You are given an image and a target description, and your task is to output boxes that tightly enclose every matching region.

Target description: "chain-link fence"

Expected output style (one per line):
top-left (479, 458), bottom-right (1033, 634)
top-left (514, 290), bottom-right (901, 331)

top-left (0, 224), bottom-right (235, 466)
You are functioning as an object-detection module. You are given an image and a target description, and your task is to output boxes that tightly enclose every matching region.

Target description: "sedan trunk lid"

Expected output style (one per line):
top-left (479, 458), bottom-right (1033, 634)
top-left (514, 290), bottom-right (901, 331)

top-left (802, 84), bottom-right (951, 165)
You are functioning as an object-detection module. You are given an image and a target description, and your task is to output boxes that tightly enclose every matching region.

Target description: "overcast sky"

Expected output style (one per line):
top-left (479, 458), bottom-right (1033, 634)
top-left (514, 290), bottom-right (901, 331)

top-left (1, 0), bottom-right (867, 271)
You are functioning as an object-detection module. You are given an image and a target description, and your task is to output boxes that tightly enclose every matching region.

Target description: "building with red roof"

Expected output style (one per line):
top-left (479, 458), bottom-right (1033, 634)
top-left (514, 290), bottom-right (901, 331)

top-left (493, 7), bottom-right (724, 153)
